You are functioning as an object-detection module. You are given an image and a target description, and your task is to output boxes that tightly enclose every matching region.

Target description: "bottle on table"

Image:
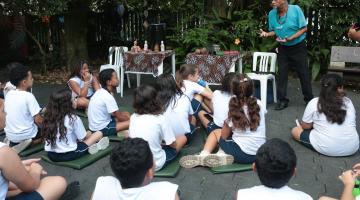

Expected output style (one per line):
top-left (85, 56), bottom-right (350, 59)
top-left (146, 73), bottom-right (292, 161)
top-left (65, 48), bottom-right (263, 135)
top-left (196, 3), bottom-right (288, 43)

top-left (144, 40), bottom-right (148, 51)
top-left (160, 41), bottom-right (165, 52)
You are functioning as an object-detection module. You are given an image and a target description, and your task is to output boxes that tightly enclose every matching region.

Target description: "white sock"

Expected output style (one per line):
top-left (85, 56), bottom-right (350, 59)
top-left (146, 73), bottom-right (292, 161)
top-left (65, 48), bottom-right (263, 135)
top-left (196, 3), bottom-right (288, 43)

top-left (216, 148), bottom-right (225, 155)
top-left (200, 150), bottom-right (210, 156)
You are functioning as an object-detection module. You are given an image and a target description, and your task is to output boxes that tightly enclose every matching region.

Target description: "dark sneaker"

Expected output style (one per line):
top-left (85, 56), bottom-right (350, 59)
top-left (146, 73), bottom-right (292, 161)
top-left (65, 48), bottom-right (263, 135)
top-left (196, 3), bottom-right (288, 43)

top-left (60, 181), bottom-right (80, 200)
top-left (274, 101), bottom-right (288, 111)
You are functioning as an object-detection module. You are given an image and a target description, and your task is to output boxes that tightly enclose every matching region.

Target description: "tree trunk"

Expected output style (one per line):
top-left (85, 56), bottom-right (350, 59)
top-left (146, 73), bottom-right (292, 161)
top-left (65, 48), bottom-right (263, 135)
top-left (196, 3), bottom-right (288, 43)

top-left (205, 0), bottom-right (227, 18)
top-left (64, 0), bottom-right (89, 72)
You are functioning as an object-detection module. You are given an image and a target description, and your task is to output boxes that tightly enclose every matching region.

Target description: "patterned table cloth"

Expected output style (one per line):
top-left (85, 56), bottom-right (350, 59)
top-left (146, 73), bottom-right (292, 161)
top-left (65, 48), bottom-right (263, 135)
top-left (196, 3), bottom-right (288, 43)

top-left (185, 52), bottom-right (240, 83)
top-left (124, 50), bottom-right (174, 76)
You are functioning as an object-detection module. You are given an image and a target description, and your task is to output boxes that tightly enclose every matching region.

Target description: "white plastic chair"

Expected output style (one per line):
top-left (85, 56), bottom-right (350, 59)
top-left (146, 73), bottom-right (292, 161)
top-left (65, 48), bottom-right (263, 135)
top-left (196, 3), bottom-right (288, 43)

top-left (99, 46), bottom-right (128, 97)
top-left (246, 52), bottom-right (277, 110)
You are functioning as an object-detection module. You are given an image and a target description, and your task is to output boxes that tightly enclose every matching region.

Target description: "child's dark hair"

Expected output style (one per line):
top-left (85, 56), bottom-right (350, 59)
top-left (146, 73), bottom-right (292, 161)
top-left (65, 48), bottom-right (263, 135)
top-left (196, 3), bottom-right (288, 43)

top-left (133, 85), bottom-right (163, 115)
top-left (110, 138), bottom-right (153, 188)
top-left (318, 73), bottom-right (346, 124)
top-left (176, 64), bottom-right (198, 88)
top-left (255, 138), bottom-right (297, 188)
top-left (99, 68), bottom-right (115, 89)
top-left (42, 89), bottom-right (75, 147)
top-left (9, 62), bottom-right (30, 87)
top-left (155, 74), bottom-right (184, 110)
top-left (221, 72), bottom-right (236, 93)
top-left (228, 74), bottom-right (260, 131)
top-left (68, 60), bottom-right (89, 80)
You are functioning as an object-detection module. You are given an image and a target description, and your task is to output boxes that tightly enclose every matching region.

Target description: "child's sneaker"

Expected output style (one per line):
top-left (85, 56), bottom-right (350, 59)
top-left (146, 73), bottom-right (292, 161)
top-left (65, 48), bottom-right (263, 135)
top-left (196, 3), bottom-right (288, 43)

top-left (97, 137), bottom-right (109, 151)
top-left (180, 154), bottom-right (207, 169)
top-left (12, 139), bottom-right (32, 153)
top-left (88, 144), bottom-right (99, 155)
top-left (203, 153), bottom-right (234, 168)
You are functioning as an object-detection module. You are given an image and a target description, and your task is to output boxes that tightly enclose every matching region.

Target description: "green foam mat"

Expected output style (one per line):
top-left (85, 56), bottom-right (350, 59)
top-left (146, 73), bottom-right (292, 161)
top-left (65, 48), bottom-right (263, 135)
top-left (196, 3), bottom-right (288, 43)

top-left (108, 135), bottom-right (125, 142)
top-left (118, 106), bottom-right (133, 113)
top-left (155, 152), bottom-right (183, 178)
top-left (41, 146), bottom-right (114, 170)
top-left (211, 163), bottom-right (253, 174)
top-left (19, 144), bottom-right (44, 157)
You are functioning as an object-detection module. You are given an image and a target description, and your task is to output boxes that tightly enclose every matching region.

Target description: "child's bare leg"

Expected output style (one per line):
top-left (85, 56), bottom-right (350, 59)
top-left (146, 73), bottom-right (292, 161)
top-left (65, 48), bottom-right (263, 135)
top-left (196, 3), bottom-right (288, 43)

top-left (198, 110), bottom-right (210, 128)
top-left (116, 121), bottom-right (130, 132)
top-left (291, 126), bottom-right (303, 141)
top-left (36, 176), bottom-right (67, 200)
top-left (203, 129), bottom-right (221, 153)
top-left (75, 97), bottom-right (89, 109)
top-left (174, 135), bottom-right (187, 152)
top-left (83, 131), bottom-right (103, 146)
top-left (203, 98), bottom-right (213, 113)
top-left (190, 116), bottom-right (196, 126)
top-left (194, 94), bottom-right (203, 103)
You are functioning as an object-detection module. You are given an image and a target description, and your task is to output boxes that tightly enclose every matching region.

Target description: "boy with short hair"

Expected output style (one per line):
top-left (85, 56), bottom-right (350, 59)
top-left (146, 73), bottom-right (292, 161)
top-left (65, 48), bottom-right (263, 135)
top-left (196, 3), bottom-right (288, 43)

top-left (4, 62), bottom-right (43, 153)
top-left (92, 138), bottom-right (180, 199)
top-left (88, 68), bottom-right (129, 136)
top-left (237, 138), bottom-right (312, 200)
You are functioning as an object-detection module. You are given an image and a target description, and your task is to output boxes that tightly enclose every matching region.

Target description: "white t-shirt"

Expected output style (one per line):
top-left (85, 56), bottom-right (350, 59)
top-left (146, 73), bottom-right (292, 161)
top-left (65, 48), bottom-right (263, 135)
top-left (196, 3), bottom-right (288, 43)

top-left (302, 97), bottom-right (359, 156)
top-left (0, 142), bottom-right (9, 200)
top-left (88, 88), bottom-right (119, 131)
top-left (68, 76), bottom-right (94, 100)
top-left (4, 90), bottom-right (41, 142)
top-left (92, 176), bottom-right (178, 200)
top-left (164, 94), bottom-right (193, 136)
top-left (181, 80), bottom-right (205, 100)
top-left (3, 81), bottom-right (16, 98)
top-left (44, 115), bottom-right (87, 153)
top-left (212, 90), bottom-right (232, 127)
top-left (237, 185), bottom-right (313, 200)
top-left (129, 114), bottom-right (176, 171)
top-left (228, 100), bottom-right (266, 155)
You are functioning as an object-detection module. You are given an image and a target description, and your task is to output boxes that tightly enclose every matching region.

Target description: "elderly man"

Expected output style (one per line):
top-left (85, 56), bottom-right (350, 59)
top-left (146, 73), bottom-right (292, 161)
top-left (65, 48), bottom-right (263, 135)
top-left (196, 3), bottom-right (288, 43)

top-left (260, 0), bottom-right (313, 110)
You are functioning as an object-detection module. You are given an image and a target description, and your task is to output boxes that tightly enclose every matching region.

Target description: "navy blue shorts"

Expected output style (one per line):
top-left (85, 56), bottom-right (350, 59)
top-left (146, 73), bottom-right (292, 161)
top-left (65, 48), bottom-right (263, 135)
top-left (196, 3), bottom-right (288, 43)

top-left (47, 142), bottom-right (89, 162)
top-left (299, 129), bottom-right (315, 150)
top-left (218, 138), bottom-right (255, 164)
top-left (191, 99), bottom-right (201, 117)
top-left (6, 191), bottom-right (43, 200)
top-left (100, 117), bottom-right (117, 136)
top-left (206, 121), bottom-right (222, 135)
top-left (185, 123), bottom-right (196, 144)
top-left (162, 145), bottom-right (177, 167)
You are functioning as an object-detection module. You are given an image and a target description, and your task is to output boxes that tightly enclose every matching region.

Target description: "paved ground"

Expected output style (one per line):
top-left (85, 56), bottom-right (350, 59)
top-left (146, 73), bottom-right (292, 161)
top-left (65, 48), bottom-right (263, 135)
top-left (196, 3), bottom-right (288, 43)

top-left (6, 76), bottom-right (360, 200)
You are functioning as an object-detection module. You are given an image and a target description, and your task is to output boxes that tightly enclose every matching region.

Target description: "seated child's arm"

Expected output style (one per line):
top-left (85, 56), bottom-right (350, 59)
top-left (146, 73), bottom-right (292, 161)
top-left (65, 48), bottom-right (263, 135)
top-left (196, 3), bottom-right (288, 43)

top-left (300, 120), bottom-right (313, 130)
top-left (221, 123), bottom-right (232, 140)
top-left (68, 80), bottom-right (89, 98)
top-left (91, 75), bottom-right (101, 91)
top-left (175, 192), bottom-right (180, 200)
top-left (34, 114), bottom-right (43, 126)
top-left (0, 147), bottom-right (41, 194)
top-left (200, 88), bottom-right (213, 100)
top-left (112, 111), bottom-right (130, 122)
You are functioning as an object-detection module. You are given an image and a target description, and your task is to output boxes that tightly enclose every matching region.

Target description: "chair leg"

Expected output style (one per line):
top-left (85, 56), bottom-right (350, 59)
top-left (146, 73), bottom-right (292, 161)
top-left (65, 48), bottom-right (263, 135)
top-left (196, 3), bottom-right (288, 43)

top-left (120, 67), bottom-right (124, 98)
top-left (272, 78), bottom-right (277, 103)
top-left (116, 68), bottom-right (121, 94)
top-left (260, 79), bottom-right (268, 110)
top-left (126, 74), bottom-right (131, 88)
top-left (137, 74), bottom-right (141, 87)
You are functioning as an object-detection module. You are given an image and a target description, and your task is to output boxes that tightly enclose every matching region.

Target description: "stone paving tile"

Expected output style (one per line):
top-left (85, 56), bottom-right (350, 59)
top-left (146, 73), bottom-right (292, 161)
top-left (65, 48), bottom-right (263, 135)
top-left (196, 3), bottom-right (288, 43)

top-left (8, 78), bottom-right (358, 200)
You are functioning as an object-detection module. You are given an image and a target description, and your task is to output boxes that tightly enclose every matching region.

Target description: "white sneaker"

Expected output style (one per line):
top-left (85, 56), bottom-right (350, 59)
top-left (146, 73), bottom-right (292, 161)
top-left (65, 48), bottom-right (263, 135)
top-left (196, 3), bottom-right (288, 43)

top-left (88, 144), bottom-right (99, 155)
top-left (180, 154), bottom-right (207, 169)
top-left (96, 137), bottom-right (109, 151)
top-left (203, 153), bottom-right (234, 168)
top-left (12, 139), bottom-right (32, 154)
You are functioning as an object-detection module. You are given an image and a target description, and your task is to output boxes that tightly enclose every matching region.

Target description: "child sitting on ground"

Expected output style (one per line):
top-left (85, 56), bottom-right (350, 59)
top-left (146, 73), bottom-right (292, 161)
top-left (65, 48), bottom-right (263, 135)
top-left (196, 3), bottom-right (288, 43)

top-left (68, 60), bottom-right (100, 109)
top-left (4, 62), bottom-right (43, 153)
top-left (88, 68), bottom-right (130, 137)
top-left (0, 143), bottom-right (67, 200)
top-left (180, 74), bottom-right (266, 168)
top-left (42, 89), bottom-right (109, 162)
top-left (155, 74), bottom-right (196, 143)
top-left (291, 74), bottom-right (359, 156)
top-left (236, 138), bottom-right (312, 200)
top-left (92, 138), bottom-right (180, 200)
top-left (129, 85), bottom-right (187, 171)
top-left (176, 64), bottom-right (213, 121)
top-left (198, 72), bottom-right (236, 135)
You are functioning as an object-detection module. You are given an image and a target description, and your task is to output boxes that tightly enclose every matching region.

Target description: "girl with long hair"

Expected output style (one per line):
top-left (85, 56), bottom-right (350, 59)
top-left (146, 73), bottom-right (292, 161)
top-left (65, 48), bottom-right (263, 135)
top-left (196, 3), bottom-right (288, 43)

top-left (68, 60), bottom-right (100, 109)
top-left (291, 74), bottom-right (359, 156)
top-left (42, 89), bottom-right (109, 162)
top-left (180, 74), bottom-right (266, 168)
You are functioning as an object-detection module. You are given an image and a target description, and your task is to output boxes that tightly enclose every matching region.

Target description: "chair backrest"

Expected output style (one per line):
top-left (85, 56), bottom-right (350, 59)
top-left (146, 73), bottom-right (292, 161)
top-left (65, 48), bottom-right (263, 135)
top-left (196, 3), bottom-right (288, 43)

top-left (114, 46), bottom-right (128, 67)
top-left (252, 52), bottom-right (277, 73)
top-left (108, 46), bottom-right (116, 65)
